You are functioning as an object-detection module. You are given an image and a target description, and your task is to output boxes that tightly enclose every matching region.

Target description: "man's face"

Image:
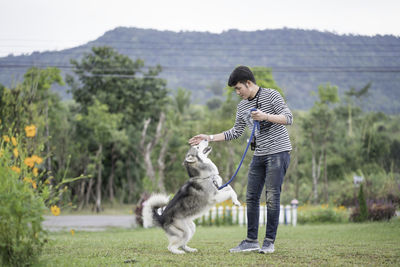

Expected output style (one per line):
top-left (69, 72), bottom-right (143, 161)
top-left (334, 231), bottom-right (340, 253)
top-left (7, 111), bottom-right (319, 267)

top-left (234, 81), bottom-right (251, 100)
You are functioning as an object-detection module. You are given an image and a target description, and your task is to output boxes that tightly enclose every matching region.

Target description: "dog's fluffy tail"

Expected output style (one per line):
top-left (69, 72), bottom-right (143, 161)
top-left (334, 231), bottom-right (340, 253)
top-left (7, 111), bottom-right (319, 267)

top-left (142, 194), bottom-right (169, 228)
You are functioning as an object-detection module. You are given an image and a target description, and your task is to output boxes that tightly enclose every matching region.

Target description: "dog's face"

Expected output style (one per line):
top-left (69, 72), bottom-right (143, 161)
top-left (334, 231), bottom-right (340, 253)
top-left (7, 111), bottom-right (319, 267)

top-left (184, 140), bottom-right (217, 178)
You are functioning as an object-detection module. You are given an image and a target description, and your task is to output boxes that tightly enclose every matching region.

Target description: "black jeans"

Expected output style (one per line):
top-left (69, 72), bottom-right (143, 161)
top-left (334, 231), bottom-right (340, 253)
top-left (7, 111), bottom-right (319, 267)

top-left (246, 151), bottom-right (290, 242)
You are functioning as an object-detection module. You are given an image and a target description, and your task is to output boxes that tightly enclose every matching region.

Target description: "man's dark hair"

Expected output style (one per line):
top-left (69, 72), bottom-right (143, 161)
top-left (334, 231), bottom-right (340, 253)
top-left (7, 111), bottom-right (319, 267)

top-left (228, 66), bottom-right (256, 87)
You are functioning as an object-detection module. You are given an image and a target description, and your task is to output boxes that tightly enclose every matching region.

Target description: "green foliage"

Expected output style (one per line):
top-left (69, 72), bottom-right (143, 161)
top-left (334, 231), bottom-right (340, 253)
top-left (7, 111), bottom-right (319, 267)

top-left (0, 69), bottom-right (89, 265)
top-left (0, 140), bottom-right (45, 266)
top-left (297, 205), bottom-right (349, 224)
top-left (2, 44), bottom-right (400, 217)
top-left (357, 184), bottom-right (369, 222)
top-left (252, 66), bottom-right (284, 96)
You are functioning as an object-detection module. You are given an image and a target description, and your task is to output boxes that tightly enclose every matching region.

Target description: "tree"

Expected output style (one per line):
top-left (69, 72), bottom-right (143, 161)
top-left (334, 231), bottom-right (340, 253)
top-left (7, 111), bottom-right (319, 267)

top-left (344, 83), bottom-right (371, 137)
top-left (76, 99), bottom-right (123, 212)
top-left (66, 46), bottom-right (169, 205)
top-left (252, 66), bottom-right (284, 97)
top-left (302, 83), bottom-right (339, 203)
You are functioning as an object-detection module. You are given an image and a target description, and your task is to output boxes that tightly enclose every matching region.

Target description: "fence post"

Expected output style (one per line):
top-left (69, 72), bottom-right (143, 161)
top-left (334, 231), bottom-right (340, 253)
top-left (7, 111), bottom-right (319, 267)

top-left (211, 207), bottom-right (217, 226)
top-left (259, 205), bottom-right (265, 225)
top-left (279, 205), bottom-right (284, 224)
top-left (285, 205), bottom-right (291, 225)
top-left (232, 205), bottom-right (237, 225)
top-left (218, 206), bottom-right (223, 226)
top-left (291, 199), bottom-right (299, 226)
top-left (244, 206), bottom-right (247, 225)
top-left (238, 206), bottom-right (244, 226)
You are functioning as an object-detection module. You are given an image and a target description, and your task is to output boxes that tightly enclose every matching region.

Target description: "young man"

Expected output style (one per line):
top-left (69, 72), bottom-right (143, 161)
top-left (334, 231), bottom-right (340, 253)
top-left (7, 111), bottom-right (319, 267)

top-left (189, 66), bottom-right (293, 253)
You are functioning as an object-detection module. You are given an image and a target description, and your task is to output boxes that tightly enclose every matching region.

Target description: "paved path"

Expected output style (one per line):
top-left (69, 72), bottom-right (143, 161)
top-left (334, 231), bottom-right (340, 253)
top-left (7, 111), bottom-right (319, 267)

top-left (43, 215), bottom-right (138, 231)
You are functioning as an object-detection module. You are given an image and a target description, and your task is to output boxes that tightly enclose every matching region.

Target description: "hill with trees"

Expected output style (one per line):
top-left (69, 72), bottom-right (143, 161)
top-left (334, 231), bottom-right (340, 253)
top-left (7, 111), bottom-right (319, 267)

top-left (0, 27), bottom-right (399, 113)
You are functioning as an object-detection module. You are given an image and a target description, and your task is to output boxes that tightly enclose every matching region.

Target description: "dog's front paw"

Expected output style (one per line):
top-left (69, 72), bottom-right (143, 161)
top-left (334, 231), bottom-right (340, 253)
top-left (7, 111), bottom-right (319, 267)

top-left (233, 200), bottom-right (241, 206)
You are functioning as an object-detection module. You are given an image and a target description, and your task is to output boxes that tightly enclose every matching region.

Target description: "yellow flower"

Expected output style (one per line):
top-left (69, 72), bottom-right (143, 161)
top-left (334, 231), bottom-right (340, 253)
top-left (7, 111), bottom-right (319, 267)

top-left (31, 155), bottom-right (43, 164)
top-left (44, 178), bottom-right (51, 185)
top-left (2, 135), bottom-right (10, 142)
top-left (23, 177), bottom-right (37, 189)
top-left (33, 167), bottom-right (39, 177)
top-left (11, 137), bottom-right (17, 146)
top-left (70, 229), bottom-right (75, 236)
top-left (51, 205), bottom-right (60, 216)
top-left (24, 157), bottom-right (35, 168)
top-left (13, 148), bottom-right (19, 158)
top-left (25, 125), bottom-right (36, 137)
top-left (11, 166), bottom-right (21, 174)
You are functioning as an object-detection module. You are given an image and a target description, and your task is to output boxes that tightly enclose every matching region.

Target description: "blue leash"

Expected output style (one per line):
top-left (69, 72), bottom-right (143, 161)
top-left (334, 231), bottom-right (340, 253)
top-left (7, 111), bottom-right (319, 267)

top-left (218, 108), bottom-right (260, 190)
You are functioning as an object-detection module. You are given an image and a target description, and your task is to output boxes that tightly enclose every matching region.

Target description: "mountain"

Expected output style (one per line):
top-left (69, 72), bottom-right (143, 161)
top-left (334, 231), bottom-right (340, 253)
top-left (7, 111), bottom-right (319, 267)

top-left (1, 27), bottom-right (399, 113)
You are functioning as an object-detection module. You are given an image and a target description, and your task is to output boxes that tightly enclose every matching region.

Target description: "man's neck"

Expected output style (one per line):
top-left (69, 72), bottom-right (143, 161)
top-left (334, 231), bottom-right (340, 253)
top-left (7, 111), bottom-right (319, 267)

top-left (248, 85), bottom-right (260, 100)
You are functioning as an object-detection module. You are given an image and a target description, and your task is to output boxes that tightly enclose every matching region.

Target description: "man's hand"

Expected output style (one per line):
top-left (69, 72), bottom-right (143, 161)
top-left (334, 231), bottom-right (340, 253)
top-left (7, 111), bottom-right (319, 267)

top-left (188, 134), bottom-right (209, 146)
top-left (251, 109), bottom-right (268, 121)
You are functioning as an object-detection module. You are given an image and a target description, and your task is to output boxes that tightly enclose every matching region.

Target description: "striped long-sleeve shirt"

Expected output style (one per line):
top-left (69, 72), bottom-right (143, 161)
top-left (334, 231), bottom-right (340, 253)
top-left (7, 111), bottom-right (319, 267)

top-left (224, 88), bottom-right (293, 156)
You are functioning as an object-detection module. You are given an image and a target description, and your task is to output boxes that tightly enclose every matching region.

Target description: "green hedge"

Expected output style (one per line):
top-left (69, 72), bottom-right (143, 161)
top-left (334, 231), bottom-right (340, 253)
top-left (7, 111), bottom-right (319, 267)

top-left (298, 205), bottom-right (349, 224)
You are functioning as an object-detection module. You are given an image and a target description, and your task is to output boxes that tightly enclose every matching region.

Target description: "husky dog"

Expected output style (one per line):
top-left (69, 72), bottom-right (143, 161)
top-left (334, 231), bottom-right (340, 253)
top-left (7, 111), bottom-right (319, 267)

top-left (142, 140), bottom-right (240, 254)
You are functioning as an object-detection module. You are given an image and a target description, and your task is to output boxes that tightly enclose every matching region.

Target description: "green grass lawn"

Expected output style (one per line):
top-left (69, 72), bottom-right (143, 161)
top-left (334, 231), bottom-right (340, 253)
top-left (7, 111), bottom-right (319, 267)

top-left (39, 220), bottom-right (400, 266)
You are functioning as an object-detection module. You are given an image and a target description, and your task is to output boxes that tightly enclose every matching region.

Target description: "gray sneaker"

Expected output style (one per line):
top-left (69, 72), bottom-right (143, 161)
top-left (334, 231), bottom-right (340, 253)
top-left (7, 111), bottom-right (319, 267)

top-left (259, 239), bottom-right (275, 254)
top-left (229, 240), bottom-right (260, 253)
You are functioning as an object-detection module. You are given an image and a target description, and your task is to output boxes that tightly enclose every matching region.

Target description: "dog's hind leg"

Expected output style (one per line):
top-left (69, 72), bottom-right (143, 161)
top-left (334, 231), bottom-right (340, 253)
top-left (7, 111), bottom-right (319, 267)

top-left (166, 223), bottom-right (187, 254)
top-left (181, 220), bottom-right (197, 253)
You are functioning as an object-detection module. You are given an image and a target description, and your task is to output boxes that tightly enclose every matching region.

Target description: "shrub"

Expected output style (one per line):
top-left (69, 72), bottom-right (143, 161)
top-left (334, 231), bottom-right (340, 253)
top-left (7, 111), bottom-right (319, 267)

top-left (0, 126), bottom-right (85, 266)
top-left (351, 184), bottom-right (369, 222)
top-left (350, 200), bottom-right (396, 222)
top-left (0, 143), bottom-right (46, 266)
top-left (368, 201), bottom-right (396, 221)
top-left (298, 204), bottom-right (349, 224)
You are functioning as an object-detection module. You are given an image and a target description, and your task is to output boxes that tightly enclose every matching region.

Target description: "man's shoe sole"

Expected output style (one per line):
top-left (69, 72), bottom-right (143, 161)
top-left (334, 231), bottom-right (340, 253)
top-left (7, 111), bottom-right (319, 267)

top-left (229, 248), bottom-right (260, 253)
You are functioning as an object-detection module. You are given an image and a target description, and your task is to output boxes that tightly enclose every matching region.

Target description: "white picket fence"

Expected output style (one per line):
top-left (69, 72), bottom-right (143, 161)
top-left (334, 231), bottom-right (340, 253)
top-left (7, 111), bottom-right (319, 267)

top-left (195, 204), bottom-right (298, 226)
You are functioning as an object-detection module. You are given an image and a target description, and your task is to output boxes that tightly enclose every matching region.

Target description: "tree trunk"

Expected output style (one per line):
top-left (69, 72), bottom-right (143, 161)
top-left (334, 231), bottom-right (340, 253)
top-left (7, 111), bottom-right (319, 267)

top-left (85, 177), bottom-right (94, 207)
top-left (312, 153), bottom-right (318, 203)
top-left (348, 103), bottom-right (353, 137)
top-left (95, 144), bottom-right (103, 213)
top-left (141, 118), bottom-right (156, 184)
top-left (108, 144), bottom-right (115, 202)
top-left (127, 153), bottom-right (134, 203)
top-left (140, 112), bottom-right (167, 192)
top-left (312, 149), bottom-right (323, 204)
top-left (157, 133), bottom-right (170, 193)
top-left (323, 150), bottom-right (329, 203)
top-left (78, 180), bottom-right (86, 210)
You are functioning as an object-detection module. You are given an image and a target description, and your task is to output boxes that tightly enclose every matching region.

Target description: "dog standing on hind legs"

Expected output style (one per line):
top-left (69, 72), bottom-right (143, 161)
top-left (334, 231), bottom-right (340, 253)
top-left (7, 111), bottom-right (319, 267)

top-left (142, 140), bottom-right (241, 254)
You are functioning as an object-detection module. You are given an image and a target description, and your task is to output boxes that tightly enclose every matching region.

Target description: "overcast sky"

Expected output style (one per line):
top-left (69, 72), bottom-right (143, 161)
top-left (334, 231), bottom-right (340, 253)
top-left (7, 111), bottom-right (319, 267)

top-left (0, 0), bottom-right (399, 57)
